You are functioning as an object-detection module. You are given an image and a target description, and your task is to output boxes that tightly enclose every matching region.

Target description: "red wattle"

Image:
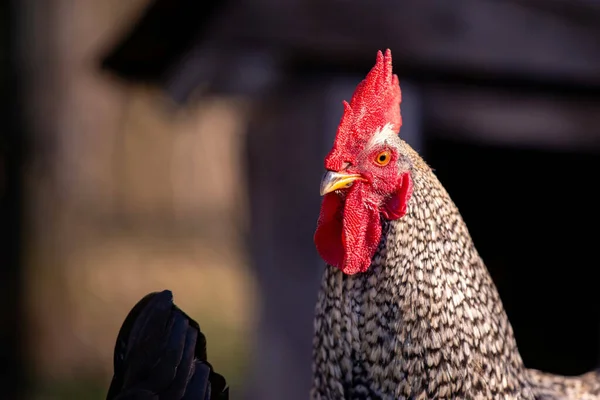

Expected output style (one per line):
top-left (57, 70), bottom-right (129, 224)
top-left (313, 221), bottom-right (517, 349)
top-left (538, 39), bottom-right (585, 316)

top-left (314, 174), bottom-right (413, 275)
top-left (340, 187), bottom-right (382, 274)
top-left (314, 193), bottom-right (344, 269)
top-left (314, 183), bottom-right (381, 275)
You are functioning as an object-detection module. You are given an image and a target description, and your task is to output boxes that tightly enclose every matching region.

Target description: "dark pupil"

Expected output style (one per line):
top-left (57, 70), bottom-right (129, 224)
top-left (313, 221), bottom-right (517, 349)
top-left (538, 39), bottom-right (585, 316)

top-left (379, 154), bottom-right (387, 162)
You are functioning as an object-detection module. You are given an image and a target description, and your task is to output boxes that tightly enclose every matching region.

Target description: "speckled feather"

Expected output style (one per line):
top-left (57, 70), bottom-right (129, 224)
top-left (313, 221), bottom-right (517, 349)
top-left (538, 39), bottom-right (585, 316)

top-left (311, 138), bottom-right (600, 399)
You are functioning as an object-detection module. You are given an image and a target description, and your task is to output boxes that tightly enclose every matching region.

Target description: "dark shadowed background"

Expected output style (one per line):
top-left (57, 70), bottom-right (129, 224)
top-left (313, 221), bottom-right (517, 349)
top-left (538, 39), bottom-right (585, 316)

top-left (2, 0), bottom-right (600, 399)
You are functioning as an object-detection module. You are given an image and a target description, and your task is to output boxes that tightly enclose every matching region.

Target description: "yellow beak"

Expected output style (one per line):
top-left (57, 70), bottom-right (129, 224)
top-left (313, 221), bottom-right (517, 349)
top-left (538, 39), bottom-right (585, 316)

top-left (320, 171), bottom-right (364, 196)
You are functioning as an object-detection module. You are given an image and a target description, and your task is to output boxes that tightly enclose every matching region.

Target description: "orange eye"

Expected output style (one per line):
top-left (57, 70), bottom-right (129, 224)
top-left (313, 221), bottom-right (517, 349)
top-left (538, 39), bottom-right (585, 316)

top-left (375, 150), bottom-right (391, 166)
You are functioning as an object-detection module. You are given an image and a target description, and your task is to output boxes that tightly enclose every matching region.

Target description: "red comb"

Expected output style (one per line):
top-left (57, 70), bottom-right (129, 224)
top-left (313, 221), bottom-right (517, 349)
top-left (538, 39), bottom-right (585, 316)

top-left (325, 49), bottom-right (402, 171)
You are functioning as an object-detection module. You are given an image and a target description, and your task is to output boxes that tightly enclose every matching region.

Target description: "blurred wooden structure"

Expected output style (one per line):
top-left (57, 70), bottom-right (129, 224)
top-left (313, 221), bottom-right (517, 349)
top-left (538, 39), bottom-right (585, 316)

top-left (13, 1), bottom-right (255, 398)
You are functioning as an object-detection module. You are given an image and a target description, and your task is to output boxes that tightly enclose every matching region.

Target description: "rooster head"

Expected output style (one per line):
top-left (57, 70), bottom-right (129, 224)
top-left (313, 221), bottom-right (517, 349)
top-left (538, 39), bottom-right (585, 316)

top-left (314, 49), bottom-right (413, 275)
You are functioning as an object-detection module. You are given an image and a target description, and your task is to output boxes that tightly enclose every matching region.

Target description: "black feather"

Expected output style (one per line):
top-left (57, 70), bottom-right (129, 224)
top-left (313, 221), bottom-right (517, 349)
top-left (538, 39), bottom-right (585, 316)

top-left (106, 290), bottom-right (229, 400)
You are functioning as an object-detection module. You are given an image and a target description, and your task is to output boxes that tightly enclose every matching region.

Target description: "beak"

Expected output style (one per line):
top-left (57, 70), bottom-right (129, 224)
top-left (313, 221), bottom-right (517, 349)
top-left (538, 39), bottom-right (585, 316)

top-left (320, 171), bottom-right (364, 196)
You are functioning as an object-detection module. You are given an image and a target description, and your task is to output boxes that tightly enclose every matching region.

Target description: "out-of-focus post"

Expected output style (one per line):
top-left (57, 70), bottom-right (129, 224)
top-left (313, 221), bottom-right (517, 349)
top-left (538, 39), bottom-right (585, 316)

top-left (0, 0), bottom-right (26, 398)
top-left (243, 74), bottom-right (332, 400)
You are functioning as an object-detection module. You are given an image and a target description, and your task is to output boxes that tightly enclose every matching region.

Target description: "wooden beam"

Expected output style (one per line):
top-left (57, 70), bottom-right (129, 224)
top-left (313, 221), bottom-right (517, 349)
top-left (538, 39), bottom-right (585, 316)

top-left (223, 0), bottom-right (600, 87)
top-left (423, 84), bottom-right (600, 151)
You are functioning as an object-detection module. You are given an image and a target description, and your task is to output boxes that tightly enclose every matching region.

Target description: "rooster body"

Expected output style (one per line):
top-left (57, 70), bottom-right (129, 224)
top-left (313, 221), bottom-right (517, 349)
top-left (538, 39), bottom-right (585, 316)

top-left (311, 50), bottom-right (600, 399)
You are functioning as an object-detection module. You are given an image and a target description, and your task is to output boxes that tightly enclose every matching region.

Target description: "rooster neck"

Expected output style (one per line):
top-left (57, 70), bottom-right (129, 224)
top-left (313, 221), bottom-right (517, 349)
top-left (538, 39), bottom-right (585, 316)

top-left (312, 160), bottom-right (535, 399)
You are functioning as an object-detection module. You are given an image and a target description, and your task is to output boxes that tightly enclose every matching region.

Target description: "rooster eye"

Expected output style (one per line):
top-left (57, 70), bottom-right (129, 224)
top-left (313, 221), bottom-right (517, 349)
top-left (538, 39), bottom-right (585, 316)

top-left (375, 150), bottom-right (391, 166)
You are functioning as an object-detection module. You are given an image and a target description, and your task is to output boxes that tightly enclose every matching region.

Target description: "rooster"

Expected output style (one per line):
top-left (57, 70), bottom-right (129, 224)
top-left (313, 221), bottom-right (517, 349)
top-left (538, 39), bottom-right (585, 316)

top-left (311, 49), bottom-right (600, 399)
top-left (106, 290), bottom-right (229, 400)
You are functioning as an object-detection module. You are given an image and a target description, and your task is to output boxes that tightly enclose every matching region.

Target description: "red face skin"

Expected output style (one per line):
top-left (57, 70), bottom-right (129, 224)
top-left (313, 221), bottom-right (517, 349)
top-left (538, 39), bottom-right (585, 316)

top-left (314, 49), bottom-right (413, 275)
top-left (314, 142), bottom-right (413, 275)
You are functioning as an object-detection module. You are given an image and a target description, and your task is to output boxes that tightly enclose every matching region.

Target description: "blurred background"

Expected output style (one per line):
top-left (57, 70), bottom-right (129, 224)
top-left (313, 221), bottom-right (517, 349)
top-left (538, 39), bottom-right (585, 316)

top-left (2, 0), bottom-right (600, 399)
